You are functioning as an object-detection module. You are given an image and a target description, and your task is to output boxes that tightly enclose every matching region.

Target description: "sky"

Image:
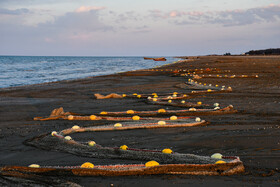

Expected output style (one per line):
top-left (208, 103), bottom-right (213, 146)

top-left (0, 0), bottom-right (279, 56)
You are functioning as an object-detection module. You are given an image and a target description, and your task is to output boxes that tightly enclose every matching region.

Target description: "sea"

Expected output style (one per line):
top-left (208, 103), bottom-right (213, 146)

top-left (0, 56), bottom-right (175, 88)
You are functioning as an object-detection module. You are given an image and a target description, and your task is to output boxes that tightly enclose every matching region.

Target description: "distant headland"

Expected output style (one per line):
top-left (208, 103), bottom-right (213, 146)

top-left (245, 48), bottom-right (280, 55)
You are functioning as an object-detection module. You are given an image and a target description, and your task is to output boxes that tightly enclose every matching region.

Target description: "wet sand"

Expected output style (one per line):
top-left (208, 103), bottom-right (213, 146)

top-left (0, 56), bottom-right (279, 186)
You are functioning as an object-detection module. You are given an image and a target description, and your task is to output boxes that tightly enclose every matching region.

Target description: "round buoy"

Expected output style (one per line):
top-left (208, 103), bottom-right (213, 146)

top-left (132, 115), bottom-right (140, 120)
top-left (137, 95), bottom-right (141, 98)
top-left (213, 103), bottom-right (219, 107)
top-left (158, 121), bottom-right (166, 125)
top-left (64, 136), bottom-right (72, 141)
top-left (189, 108), bottom-right (196, 111)
top-left (122, 94), bottom-right (126, 97)
top-left (162, 148), bottom-right (173, 154)
top-left (153, 98), bottom-right (157, 102)
top-left (181, 100), bottom-right (185, 104)
top-left (197, 101), bottom-right (202, 105)
top-left (170, 116), bottom-right (177, 120)
top-left (145, 161), bottom-right (159, 167)
top-left (72, 125), bottom-right (80, 130)
top-left (68, 115), bottom-right (74, 120)
top-left (51, 131), bottom-right (57, 136)
top-left (81, 162), bottom-right (94, 168)
top-left (90, 115), bottom-right (97, 120)
top-left (88, 141), bottom-right (96, 146)
top-left (120, 145), bottom-right (128, 150)
top-left (126, 110), bottom-right (135, 114)
top-left (158, 109), bottom-right (166, 113)
top-left (29, 164), bottom-right (40, 168)
top-left (195, 117), bottom-right (201, 122)
top-left (211, 153), bottom-right (223, 159)
top-left (100, 111), bottom-right (108, 115)
top-left (114, 123), bottom-right (122, 127)
top-left (215, 160), bottom-right (226, 164)
top-left (168, 100), bottom-right (172, 103)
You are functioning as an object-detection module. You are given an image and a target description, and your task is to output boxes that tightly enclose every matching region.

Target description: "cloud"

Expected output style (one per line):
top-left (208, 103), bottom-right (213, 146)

top-left (131, 25), bottom-right (151, 33)
top-left (75, 6), bottom-right (106, 13)
top-left (0, 8), bottom-right (30, 15)
top-left (46, 10), bottom-right (109, 30)
top-left (149, 9), bottom-right (168, 19)
top-left (150, 4), bottom-right (280, 27)
top-left (210, 4), bottom-right (280, 26)
top-left (40, 9), bottom-right (113, 42)
top-left (0, 7), bottom-right (112, 46)
top-left (149, 9), bottom-right (204, 19)
top-left (113, 11), bottom-right (142, 24)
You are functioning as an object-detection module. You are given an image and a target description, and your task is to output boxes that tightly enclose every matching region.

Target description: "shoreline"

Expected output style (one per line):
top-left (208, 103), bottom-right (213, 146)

top-left (0, 56), bottom-right (175, 89)
top-left (1, 55), bottom-right (279, 91)
top-left (0, 55), bottom-right (279, 185)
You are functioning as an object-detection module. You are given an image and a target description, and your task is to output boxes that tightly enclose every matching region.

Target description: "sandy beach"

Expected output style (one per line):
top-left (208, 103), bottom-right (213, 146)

top-left (0, 56), bottom-right (279, 186)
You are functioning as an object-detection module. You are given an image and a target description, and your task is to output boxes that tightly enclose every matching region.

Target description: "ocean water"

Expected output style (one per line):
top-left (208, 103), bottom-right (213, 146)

top-left (0, 56), bottom-right (174, 88)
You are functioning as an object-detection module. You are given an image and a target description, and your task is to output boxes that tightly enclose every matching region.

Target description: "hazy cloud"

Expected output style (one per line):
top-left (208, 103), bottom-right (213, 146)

top-left (150, 4), bottom-right (280, 26)
top-left (75, 6), bottom-right (106, 13)
top-left (0, 7), bottom-right (112, 44)
top-left (114, 11), bottom-right (142, 24)
top-left (0, 8), bottom-right (30, 15)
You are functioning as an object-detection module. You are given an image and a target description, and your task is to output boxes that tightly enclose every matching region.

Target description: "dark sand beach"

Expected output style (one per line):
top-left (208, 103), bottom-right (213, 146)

top-left (0, 56), bottom-right (279, 186)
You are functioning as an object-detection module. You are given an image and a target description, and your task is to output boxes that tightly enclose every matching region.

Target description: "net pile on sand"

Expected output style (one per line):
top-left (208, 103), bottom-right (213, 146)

top-left (176, 79), bottom-right (232, 91)
top-left (95, 105), bottom-right (237, 117)
top-left (1, 161), bottom-right (244, 177)
top-left (23, 121), bottom-right (244, 176)
top-left (197, 74), bottom-right (259, 79)
top-left (26, 119), bottom-right (212, 164)
top-left (146, 97), bottom-right (209, 108)
top-left (60, 119), bottom-right (208, 133)
top-left (34, 107), bottom-right (208, 121)
top-left (34, 105), bottom-right (237, 121)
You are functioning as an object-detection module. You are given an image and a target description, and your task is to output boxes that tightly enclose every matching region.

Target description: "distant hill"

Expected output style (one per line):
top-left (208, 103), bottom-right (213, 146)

top-left (245, 48), bottom-right (280, 55)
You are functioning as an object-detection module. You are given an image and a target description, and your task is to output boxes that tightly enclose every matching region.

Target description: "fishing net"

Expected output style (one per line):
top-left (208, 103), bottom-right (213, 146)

top-left (19, 119), bottom-right (245, 176)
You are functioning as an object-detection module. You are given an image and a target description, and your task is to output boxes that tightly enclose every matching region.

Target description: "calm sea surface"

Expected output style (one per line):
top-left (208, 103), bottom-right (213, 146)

top-left (0, 56), bottom-right (174, 88)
